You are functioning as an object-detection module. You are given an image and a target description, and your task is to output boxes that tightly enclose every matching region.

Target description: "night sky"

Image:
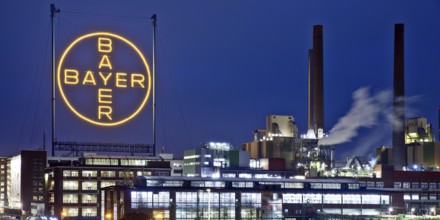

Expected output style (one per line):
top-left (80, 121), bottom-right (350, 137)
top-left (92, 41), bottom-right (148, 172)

top-left (1, 1), bottom-right (439, 160)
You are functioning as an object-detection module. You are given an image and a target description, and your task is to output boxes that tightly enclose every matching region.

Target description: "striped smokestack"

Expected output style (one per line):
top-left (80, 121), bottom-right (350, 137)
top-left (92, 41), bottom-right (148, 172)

top-left (392, 23), bottom-right (406, 170)
top-left (313, 25), bottom-right (324, 134)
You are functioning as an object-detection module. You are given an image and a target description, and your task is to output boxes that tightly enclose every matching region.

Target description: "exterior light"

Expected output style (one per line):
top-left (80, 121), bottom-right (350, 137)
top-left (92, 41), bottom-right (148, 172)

top-left (105, 213), bottom-right (112, 219)
top-left (388, 207), bottom-right (393, 213)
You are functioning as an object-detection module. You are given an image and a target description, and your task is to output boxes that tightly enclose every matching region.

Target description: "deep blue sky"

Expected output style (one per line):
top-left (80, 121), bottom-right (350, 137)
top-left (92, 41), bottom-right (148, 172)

top-left (1, 1), bottom-right (439, 159)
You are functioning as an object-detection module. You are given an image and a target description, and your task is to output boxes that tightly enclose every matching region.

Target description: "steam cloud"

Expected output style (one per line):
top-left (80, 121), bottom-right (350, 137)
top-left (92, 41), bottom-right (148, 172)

top-left (319, 87), bottom-right (419, 147)
top-left (319, 87), bottom-right (391, 146)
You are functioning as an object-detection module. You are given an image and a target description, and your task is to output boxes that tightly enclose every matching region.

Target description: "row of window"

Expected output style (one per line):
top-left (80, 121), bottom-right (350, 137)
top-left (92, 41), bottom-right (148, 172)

top-left (394, 182), bottom-right (440, 189)
top-left (62, 170), bottom-right (155, 178)
top-left (283, 193), bottom-right (390, 205)
top-left (404, 193), bottom-right (440, 201)
top-left (83, 158), bottom-right (157, 167)
top-left (364, 181), bottom-right (440, 189)
top-left (62, 194), bottom-right (98, 203)
top-left (62, 207), bottom-right (97, 217)
top-left (59, 181), bottom-right (115, 191)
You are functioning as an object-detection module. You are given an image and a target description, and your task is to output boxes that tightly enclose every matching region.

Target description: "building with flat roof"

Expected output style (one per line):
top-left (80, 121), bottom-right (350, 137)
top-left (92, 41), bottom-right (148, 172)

top-left (44, 154), bottom-right (181, 219)
top-left (1, 150), bottom-right (46, 218)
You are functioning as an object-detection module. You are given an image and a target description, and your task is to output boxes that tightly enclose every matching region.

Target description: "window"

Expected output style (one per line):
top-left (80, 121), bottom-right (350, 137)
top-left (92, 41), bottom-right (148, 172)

top-left (411, 194), bottom-right (419, 200)
top-left (63, 181), bottom-right (79, 190)
top-left (100, 171), bottom-right (116, 178)
top-left (82, 170), bottom-right (97, 177)
top-left (131, 191), bottom-right (170, 208)
top-left (81, 194), bottom-right (97, 203)
top-left (82, 181), bottom-right (97, 190)
top-left (303, 194), bottom-right (322, 204)
top-left (310, 183), bottom-right (323, 189)
top-left (62, 207), bottom-right (79, 217)
top-left (63, 194), bottom-right (78, 203)
top-left (82, 207), bottom-right (97, 217)
top-left (362, 195), bottom-right (380, 204)
top-left (284, 182), bottom-right (303, 189)
top-left (118, 171), bottom-right (134, 178)
top-left (375, 182), bottom-right (384, 188)
top-left (100, 181), bottom-right (116, 188)
top-left (380, 195), bottom-right (390, 204)
top-left (283, 193), bottom-right (302, 204)
top-left (232, 182), bottom-right (253, 188)
top-left (394, 182), bottom-right (401, 188)
top-left (342, 194), bottom-right (361, 204)
top-left (322, 183), bottom-right (340, 189)
top-left (403, 182), bottom-right (410, 189)
top-left (63, 170), bottom-right (79, 177)
top-left (411, 182), bottom-right (419, 188)
top-left (421, 182), bottom-right (428, 189)
top-left (323, 194), bottom-right (341, 204)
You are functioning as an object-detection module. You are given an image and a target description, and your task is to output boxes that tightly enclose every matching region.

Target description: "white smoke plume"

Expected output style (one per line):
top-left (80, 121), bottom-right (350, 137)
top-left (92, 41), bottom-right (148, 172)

top-left (319, 87), bottom-right (391, 146)
top-left (319, 86), bottom-right (421, 153)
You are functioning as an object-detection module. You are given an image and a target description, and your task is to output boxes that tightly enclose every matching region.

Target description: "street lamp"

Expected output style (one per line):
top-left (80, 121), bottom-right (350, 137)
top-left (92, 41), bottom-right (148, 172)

top-left (105, 212), bottom-right (112, 220)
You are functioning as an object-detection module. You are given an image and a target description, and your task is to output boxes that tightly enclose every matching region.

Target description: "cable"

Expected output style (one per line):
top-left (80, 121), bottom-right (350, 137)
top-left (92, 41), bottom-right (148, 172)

top-left (29, 22), bottom-right (51, 147)
top-left (62, 10), bottom-right (147, 22)
top-left (157, 29), bottom-right (193, 148)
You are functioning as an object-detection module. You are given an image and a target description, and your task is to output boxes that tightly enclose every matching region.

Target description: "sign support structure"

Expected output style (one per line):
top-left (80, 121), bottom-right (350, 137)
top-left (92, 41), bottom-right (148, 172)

top-left (50, 4), bottom-right (60, 157)
top-left (151, 14), bottom-right (157, 156)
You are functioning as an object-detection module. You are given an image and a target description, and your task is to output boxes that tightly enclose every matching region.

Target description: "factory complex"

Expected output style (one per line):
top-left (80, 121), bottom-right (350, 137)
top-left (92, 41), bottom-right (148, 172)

top-left (1, 7), bottom-right (439, 219)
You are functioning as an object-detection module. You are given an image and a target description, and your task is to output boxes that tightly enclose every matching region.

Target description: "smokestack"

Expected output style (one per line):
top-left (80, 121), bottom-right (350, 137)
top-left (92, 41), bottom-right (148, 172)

top-left (307, 49), bottom-right (314, 130)
top-left (392, 24), bottom-right (406, 170)
top-left (313, 25), bottom-right (324, 135)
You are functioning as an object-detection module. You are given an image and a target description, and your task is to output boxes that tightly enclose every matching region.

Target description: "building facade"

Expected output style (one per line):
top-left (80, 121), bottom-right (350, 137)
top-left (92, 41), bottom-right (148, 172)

top-left (2, 150), bottom-right (47, 217)
top-left (44, 154), bottom-right (179, 219)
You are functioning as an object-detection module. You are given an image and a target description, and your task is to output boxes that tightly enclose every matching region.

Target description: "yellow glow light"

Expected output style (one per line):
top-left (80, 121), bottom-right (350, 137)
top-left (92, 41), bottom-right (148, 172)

top-left (57, 32), bottom-right (151, 126)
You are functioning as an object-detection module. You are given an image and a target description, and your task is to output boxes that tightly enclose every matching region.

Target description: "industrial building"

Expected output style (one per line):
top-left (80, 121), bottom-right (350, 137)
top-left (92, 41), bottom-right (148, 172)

top-left (183, 142), bottom-right (249, 177)
top-left (100, 170), bottom-right (440, 220)
top-left (1, 22), bottom-right (438, 220)
top-left (44, 154), bottom-right (182, 218)
top-left (0, 150), bottom-right (47, 218)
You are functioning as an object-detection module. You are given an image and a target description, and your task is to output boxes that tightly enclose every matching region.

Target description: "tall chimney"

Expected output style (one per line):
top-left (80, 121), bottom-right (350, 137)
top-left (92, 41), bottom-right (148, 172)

top-left (392, 24), bottom-right (405, 170)
top-left (307, 49), bottom-right (314, 131)
top-left (313, 25), bottom-right (324, 134)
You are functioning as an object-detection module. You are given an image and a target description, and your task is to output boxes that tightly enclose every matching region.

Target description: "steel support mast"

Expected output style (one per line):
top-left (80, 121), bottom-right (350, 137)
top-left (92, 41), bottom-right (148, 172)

top-left (151, 14), bottom-right (157, 156)
top-left (50, 4), bottom-right (60, 156)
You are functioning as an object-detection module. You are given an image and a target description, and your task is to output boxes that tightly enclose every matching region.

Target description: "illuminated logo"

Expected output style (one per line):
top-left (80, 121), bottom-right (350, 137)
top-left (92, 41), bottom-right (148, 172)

top-left (57, 32), bottom-right (151, 126)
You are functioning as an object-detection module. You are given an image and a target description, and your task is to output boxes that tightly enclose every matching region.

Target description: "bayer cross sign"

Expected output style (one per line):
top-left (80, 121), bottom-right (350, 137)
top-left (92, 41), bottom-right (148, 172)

top-left (57, 32), bottom-right (151, 126)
